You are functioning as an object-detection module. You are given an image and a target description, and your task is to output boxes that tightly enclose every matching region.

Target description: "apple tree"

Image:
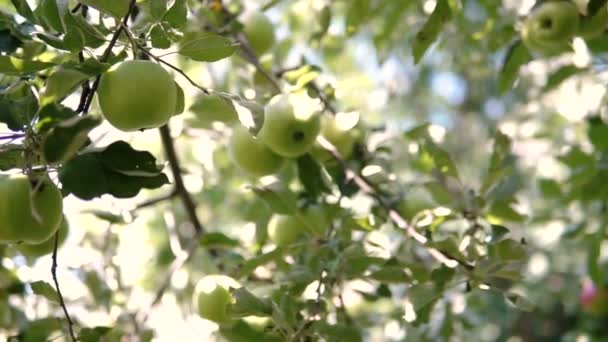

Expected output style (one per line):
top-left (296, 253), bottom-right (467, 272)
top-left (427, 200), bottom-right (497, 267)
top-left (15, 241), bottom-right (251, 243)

top-left (0, 0), bottom-right (607, 340)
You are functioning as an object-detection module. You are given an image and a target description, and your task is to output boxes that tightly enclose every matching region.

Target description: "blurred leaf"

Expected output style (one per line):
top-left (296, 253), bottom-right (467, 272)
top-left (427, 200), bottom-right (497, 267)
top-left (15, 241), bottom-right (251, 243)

top-left (544, 65), bottom-right (585, 92)
top-left (588, 116), bottom-right (608, 151)
top-left (297, 154), bottom-right (331, 198)
top-left (43, 116), bottom-right (99, 164)
top-left (165, 0), bottom-right (187, 28)
top-left (199, 232), bottom-right (240, 249)
top-left (498, 40), bottom-right (531, 94)
top-left (0, 144), bottom-right (24, 171)
top-left (237, 248), bottom-right (283, 278)
top-left (81, 209), bottom-right (126, 224)
top-left (78, 327), bottom-right (113, 342)
top-left (230, 287), bottom-right (273, 317)
top-left (412, 0), bottom-right (452, 63)
top-left (587, 234), bottom-right (603, 285)
top-left (505, 292), bottom-right (534, 312)
top-left (345, 0), bottom-right (370, 36)
top-left (0, 81), bottom-right (38, 131)
top-left (30, 281), bottom-right (59, 303)
top-left (488, 239), bottom-right (526, 261)
top-left (251, 182), bottom-right (298, 215)
top-left (178, 32), bottom-right (237, 62)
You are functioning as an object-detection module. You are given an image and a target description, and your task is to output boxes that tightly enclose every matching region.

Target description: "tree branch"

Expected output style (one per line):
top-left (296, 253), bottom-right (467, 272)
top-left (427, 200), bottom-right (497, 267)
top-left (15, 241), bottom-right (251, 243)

top-left (80, 0), bottom-right (138, 114)
top-left (51, 231), bottom-right (76, 342)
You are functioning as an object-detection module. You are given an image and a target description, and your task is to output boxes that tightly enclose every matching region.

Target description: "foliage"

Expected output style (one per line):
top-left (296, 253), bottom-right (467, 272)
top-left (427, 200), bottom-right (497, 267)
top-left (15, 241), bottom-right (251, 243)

top-left (0, 0), bottom-right (607, 341)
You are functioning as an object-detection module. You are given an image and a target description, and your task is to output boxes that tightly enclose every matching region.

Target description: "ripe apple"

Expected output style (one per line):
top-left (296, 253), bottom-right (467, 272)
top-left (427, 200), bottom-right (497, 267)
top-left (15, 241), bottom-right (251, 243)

top-left (16, 216), bottom-right (69, 258)
top-left (0, 175), bottom-right (63, 244)
top-left (578, 5), bottom-right (608, 39)
top-left (258, 95), bottom-right (321, 158)
top-left (97, 60), bottom-right (177, 132)
top-left (228, 125), bottom-right (285, 176)
top-left (243, 13), bottom-right (276, 55)
top-left (189, 94), bottom-right (239, 125)
top-left (194, 275), bottom-right (240, 324)
top-left (521, 1), bottom-right (580, 54)
top-left (581, 280), bottom-right (608, 316)
top-left (267, 214), bottom-right (304, 247)
top-left (311, 115), bottom-right (358, 163)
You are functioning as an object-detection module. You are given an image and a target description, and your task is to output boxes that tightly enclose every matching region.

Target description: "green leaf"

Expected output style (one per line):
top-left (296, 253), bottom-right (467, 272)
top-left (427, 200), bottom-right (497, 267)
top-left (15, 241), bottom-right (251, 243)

top-left (150, 24), bottom-right (171, 49)
top-left (488, 239), bottom-right (526, 261)
top-left (251, 182), bottom-right (298, 215)
top-left (30, 281), bottom-right (59, 303)
top-left (544, 65), bottom-right (585, 92)
top-left (35, 0), bottom-right (63, 32)
top-left (43, 116), bottom-right (100, 164)
top-left (588, 234), bottom-right (603, 285)
top-left (178, 32), bottom-right (237, 62)
top-left (82, 209), bottom-right (126, 224)
top-left (498, 40), bottom-right (531, 94)
top-left (490, 224), bottom-right (510, 243)
top-left (236, 248), bottom-right (283, 278)
top-left (230, 287), bottom-right (273, 317)
top-left (0, 55), bottom-right (54, 75)
top-left (345, 0), bottom-right (370, 36)
top-left (481, 131), bottom-right (512, 194)
top-left (59, 141), bottom-right (169, 200)
top-left (297, 154), bottom-right (331, 198)
top-left (0, 144), bottom-right (24, 171)
top-left (78, 327), bottom-right (113, 342)
top-left (368, 265), bottom-right (411, 283)
top-left (407, 283), bottom-right (443, 314)
top-left (588, 116), bottom-right (608, 151)
top-left (10, 0), bottom-right (38, 23)
top-left (422, 140), bottom-right (460, 180)
top-left (505, 292), bottom-right (534, 312)
top-left (219, 320), bottom-right (282, 342)
top-left (589, 0), bottom-right (608, 15)
top-left (39, 67), bottom-right (88, 106)
top-left (149, 0), bottom-right (166, 20)
top-left (79, 0), bottom-right (130, 18)
top-left (199, 232), bottom-right (240, 249)
top-left (313, 322), bottom-right (363, 342)
top-left (0, 81), bottom-right (39, 131)
top-left (412, 0), bottom-right (452, 63)
top-left (164, 0), bottom-right (187, 28)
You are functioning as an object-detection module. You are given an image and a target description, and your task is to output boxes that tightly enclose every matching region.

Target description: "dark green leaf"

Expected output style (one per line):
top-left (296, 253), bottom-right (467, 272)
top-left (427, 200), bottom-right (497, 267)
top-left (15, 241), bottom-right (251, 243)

top-left (178, 32), bottom-right (237, 62)
top-left (30, 281), bottom-right (59, 303)
top-left (412, 0), bottom-right (452, 63)
top-left (199, 232), bottom-right (240, 249)
top-left (297, 154), bottom-right (331, 198)
top-left (498, 40), bottom-right (531, 94)
top-left (251, 182), bottom-right (298, 215)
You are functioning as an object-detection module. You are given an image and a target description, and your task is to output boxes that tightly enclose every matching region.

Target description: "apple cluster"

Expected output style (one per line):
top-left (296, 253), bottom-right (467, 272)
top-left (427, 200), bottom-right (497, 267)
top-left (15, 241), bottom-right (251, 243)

top-left (521, 1), bottom-right (608, 55)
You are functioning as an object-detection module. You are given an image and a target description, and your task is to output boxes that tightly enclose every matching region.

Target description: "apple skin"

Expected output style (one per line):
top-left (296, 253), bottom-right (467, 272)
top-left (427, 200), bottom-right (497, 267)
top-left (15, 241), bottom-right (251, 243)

top-left (189, 94), bottom-right (239, 125)
top-left (522, 1), bottom-right (580, 54)
top-left (0, 175), bottom-right (63, 244)
top-left (578, 5), bottom-right (608, 39)
top-left (311, 115), bottom-right (358, 163)
top-left (16, 216), bottom-right (68, 258)
top-left (258, 95), bottom-right (321, 158)
top-left (267, 214), bottom-right (303, 247)
top-left (581, 280), bottom-right (608, 316)
top-left (228, 125), bottom-right (285, 177)
top-left (243, 13), bottom-right (276, 55)
top-left (195, 275), bottom-right (240, 324)
top-left (97, 60), bottom-right (177, 132)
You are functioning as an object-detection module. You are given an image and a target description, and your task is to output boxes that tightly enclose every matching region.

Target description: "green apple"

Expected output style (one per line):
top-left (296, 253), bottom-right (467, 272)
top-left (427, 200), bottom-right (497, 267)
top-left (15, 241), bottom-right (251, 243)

top-left (228, 125), bottom-right (285, 176)
top-left (258, 95), bottom-right (321, 158)
top-left (311, 115), bottom-right (358, 162)
top-left (578, 5), bottom-right (608, 39)
top-left (195, 275), bottom-right (240, 324)
top-left (243, 13), bottom-right (276, 55)
top-left (97, 60), bottom-right (177, 132)
top-left (0, 174), bottom-right (63, 244)
top-left (267, 214), bottom-right (304, 247)
top-left (521, 1), bottom-right (580, 54)
top-left (16, 216), bottom-right (69, 258)
top-left (189, 94), bottom-right (239, 125)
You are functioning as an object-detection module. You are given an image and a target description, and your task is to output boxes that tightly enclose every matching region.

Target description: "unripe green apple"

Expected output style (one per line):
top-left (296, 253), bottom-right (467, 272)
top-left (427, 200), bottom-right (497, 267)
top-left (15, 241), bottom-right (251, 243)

top-left (258, 95), bottom-right (321, 158)
top-left (521, 1), bottom-right (580, 54)
top-left (243, 13), bottom-right (276, 55)
top-left (311, 115), bottom-right (358, 163)
top-left (267, 214), bottom-right (304, 247)
top-left (194, 275), bottom-right (240, 324)
top-left (16, 216), bottom-right (69, 258)
top-left (578, 5), bottom-right (608, 39)
top-left (189, 94), bottom-right (239, 125)
top-left (0, 174), bottom-right (63, 244)
top-left (97, 60), bottom-right (177, 132)
top-left (228, 125), bottom-right (285, 176)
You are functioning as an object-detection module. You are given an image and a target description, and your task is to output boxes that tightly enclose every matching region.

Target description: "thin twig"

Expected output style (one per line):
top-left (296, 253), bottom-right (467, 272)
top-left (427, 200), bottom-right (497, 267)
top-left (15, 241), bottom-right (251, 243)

top-left (135, 45), bottom-right (210, 94)
top-left (51, 231), bottom-right (77, 342)
top-left (80, 0), bottom-right (138, 114)
top-left (159, 125), bottom-right (206, 235)
top-left (234, 33), bottom-right (282, 92)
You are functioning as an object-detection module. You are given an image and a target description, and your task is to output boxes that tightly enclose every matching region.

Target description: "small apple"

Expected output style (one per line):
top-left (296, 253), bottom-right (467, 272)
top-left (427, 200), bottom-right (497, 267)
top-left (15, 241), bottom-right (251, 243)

top-left (311, 115), bottom-right (358, 163)
top-left (16, 216), bottom-right (69, 258)
top-left (97, 60), bottom-right (177, 132)
top-left (258, 95), bottom-right (321, 158)
top-left (189, 94), bottom-right (239, 125)
top-left (194, 275), bottom-right (240, 324)
top-left (0, 174), bottom-right (63, 244)
top-left (228, 125), bottom-right (285, 176)
top-left (267, 214), bottom-right (304, 247)
top-left (243, 13), bottom-right (276, 55)
top-left (521, 1), bottom-right (580, 54)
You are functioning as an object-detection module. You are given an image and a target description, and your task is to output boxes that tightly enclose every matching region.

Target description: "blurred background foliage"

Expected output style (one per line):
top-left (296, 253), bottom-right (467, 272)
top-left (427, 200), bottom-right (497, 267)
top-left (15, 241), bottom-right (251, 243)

top-left (1, 0), bottom-right (608, 341)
